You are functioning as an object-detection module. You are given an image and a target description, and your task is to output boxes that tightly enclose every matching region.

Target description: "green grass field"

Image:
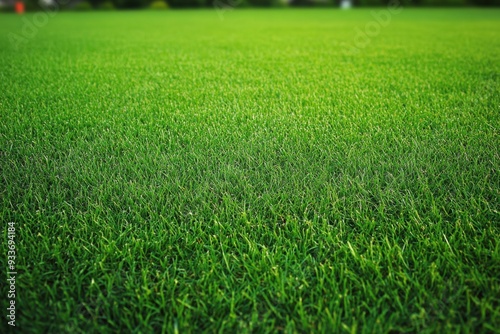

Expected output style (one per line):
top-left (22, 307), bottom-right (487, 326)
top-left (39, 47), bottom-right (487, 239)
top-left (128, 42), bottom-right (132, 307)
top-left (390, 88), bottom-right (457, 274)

top-left (1, 8), bottom-right (499, 333)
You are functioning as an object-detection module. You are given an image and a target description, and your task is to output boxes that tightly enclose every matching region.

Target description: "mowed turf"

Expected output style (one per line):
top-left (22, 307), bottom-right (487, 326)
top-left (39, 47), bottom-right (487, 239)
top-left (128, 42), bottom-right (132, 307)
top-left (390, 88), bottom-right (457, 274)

top-left (1, 8), bottom-right (499, 333)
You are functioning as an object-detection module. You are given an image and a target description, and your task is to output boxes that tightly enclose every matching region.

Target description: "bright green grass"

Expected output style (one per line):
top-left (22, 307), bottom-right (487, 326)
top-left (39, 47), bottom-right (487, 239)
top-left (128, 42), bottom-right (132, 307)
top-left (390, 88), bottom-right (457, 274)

top-left (1, 8), bottom-right (499, 333)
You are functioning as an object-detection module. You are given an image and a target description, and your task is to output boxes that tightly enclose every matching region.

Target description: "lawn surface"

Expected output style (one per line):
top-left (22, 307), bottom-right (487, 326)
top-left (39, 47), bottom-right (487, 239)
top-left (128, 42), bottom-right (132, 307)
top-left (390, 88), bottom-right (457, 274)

top-left (1, 8), bottom-right (499, 333)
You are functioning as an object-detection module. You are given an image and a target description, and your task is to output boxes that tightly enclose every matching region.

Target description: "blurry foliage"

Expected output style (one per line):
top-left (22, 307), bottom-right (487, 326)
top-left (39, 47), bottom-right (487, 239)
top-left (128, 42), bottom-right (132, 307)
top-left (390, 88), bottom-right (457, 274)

top-left (357, 0), bottom-right (385, 6)
top-left (166, 0), bottom-right (208, 7)
top-left (74, 0), bottom-right (93, 9)
top-left (235, 0), bottom-right (252, 7)
top-left (420, 0), bottom-right (467, 5)
top-left (289, 0), bottom-right (314, 5)
top-left (247, 0), bottom-right (273, 6)
top-left (99, 0), bottom-right (116, 9)
top-left (2, 0), bottom-right (498, 12)
top-left (112, 0), bottom-right (150, 8)
top-left (87, 0), bottom-right (103, 8)
top-left (19, 0), bottom-right (42, 10)
top-left (271, 0), bottom-right (289, 6)
top-left (0, 5), bottom-right (13, 12)
top-left (475, 0), bottom-right (500, 5)
top-left (150, 0), bottom-right (168, 8)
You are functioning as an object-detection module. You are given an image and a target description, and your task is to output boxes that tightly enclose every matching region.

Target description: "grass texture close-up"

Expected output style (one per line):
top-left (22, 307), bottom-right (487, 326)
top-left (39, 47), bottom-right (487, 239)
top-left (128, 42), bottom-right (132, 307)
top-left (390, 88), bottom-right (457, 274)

top-left (1, 8), bottom-right (500, 333)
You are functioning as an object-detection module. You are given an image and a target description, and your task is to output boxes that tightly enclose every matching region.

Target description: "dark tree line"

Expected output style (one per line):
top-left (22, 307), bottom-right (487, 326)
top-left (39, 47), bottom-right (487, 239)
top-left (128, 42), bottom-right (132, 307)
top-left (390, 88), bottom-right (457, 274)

top-left (14, 0), bottom-right (500, 11)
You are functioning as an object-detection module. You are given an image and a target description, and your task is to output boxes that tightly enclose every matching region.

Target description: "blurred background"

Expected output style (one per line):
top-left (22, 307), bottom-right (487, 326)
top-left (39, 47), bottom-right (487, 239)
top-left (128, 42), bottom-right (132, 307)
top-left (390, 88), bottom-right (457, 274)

top-left (0, 0), bottom-right (499, 13)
